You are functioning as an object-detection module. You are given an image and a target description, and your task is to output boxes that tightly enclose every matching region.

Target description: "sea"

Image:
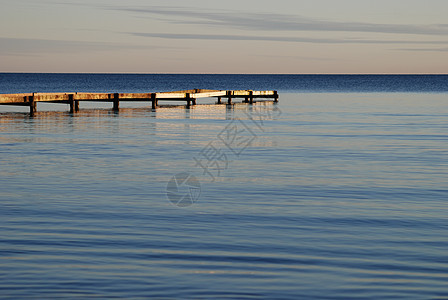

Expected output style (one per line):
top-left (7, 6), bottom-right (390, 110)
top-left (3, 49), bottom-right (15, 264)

top-left (1, 74), bottom-right (448, 299)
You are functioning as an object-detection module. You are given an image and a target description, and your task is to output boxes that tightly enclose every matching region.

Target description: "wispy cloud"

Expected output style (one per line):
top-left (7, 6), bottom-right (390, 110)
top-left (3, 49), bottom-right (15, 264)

top-left (254, 54), bottom-right (341, 62)
top-left (112, 6), bottom-right (448, 36)
top-left (0, 37), bottom-right (160, 56)
top-left (130, 32), bottom-right (448, 45)
top-left (396, 47), bottom-right (448, 52)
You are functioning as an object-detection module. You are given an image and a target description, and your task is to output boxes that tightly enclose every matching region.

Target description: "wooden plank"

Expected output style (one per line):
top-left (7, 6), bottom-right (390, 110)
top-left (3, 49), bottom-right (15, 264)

top-left (156, 92), bottom-right (187, 99)
top-left (118, 93), bottom-right (152, 99)
top-left (0, 94), bottom-right (29, 103)
top-left (230, 90), bottom-right (251, 96)
top-left (0, 90), bottom-right (278, 110)
top-left (156, 90), bottom-right (225, 99)
top-left (252, 90), bottom-right (275, 96)
top-left (0, 93), bottom-right (32, 98)
top-left (229, 90), bottom-right (276, 97)
top-left (161, 89), bottom-right (196, 94)
top-left (161, 89), bottom-right (219, 94)
top-left (34, 93), bottom-right (70, 102)
top-left (74, 93), bottom-right (110, 100)
top-left (0, 90), bottom-right (277, 102)
top-left (191, 91), bottom-right (227, 98)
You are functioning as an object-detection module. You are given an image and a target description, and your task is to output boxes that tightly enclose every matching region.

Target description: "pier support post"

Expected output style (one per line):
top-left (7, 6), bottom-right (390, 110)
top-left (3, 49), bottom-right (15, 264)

top-left (249, 90), bottom-right (254, 104)
top-left (69, 94), bottom-right (79, 113)
top-left (274, 90), bottom-right (279, 103)
top-left (151, 93), bottom-right (157, 109)
top-left (113, 93), bottom-right (119, 111)
top-left (28, 94), bottom-right (36, 115)
top-left (186, 93), bottom-right (191, 109)
top-left (227, 91), bottom-right (232, 105)
top-left (217, 97), bottom-right (222, 104)
top-left (186, 93), bottom-right (196, 106)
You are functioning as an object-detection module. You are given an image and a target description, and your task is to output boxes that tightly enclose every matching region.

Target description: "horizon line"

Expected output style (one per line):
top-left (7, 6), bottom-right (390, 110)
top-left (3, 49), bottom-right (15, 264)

top-left (1, 72), bottom-right (448, 75)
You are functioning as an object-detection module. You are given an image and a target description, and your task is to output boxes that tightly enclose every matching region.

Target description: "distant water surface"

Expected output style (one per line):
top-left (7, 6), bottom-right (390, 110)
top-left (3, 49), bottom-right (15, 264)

top-left (1, 73), bottom-right (448, 93)
top-left (1, 74), bottom-right (448, 299)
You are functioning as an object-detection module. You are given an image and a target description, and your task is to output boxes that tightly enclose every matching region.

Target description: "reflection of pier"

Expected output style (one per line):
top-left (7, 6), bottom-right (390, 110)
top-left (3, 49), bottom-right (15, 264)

top-left (0, 89), bottom-right (279, 114)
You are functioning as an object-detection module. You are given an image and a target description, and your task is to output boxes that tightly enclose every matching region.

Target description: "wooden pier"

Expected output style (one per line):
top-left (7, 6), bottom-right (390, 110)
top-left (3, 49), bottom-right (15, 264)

top-left (0, 89), bottom-right (279, 114)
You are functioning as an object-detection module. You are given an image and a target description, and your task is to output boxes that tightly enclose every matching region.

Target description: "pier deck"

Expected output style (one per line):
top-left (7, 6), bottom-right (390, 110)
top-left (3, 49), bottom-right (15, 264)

top-left (0, 89), bottom-right (279, 114)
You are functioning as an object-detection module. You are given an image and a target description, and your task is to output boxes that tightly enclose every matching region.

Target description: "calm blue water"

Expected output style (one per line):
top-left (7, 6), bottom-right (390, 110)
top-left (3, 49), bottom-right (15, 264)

top-left (1, 74), bottom-right (448, 299)
top-left (1, 73), bottom-right (448, 93)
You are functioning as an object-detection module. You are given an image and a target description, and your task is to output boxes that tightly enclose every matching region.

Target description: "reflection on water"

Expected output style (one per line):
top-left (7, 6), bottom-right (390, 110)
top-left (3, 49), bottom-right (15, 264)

top-left (1, 93), bottom-right (448, 299)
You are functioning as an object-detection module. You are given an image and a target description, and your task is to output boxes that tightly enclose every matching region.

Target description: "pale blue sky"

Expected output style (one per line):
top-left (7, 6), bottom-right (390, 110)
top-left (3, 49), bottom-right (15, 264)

top-left (1, 0), bottom-right (448, 73)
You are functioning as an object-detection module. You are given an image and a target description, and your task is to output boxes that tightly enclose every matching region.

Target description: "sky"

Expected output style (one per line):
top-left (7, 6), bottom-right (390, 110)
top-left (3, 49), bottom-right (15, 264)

top-left (1, 0), bottom-right (448, 73)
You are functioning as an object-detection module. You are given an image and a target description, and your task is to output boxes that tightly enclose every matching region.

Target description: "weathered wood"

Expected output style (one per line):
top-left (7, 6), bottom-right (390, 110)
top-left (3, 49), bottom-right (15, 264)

top-left (186, 93), bottom-right (191, 109)
top-left (69, 94), bottom-right (75, 113)
top-left (227, 91), bottom-right (232, 104)
top-left (156, 92), bottom-right (186, 99)
top-left (0, 94), bottom-right (32, 103)
top-left (191, 91), bottom-right (227, 98)
top-left (34, 93), bottom-right (70, 102)
top-left (0, 90), bottom-right (279, 113)
top-left (118, 93), bottom-right (151, 100)
top-left (113, 93), bottom-right (119, 111)
top-left (151, 93), bottom-right (157, 109)
top-left (76, 93), bottom-right (110, 101)
top-left (69, 94), bottom-right (79, 113)
top-left (28, 95), bottom-right (36, 114)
